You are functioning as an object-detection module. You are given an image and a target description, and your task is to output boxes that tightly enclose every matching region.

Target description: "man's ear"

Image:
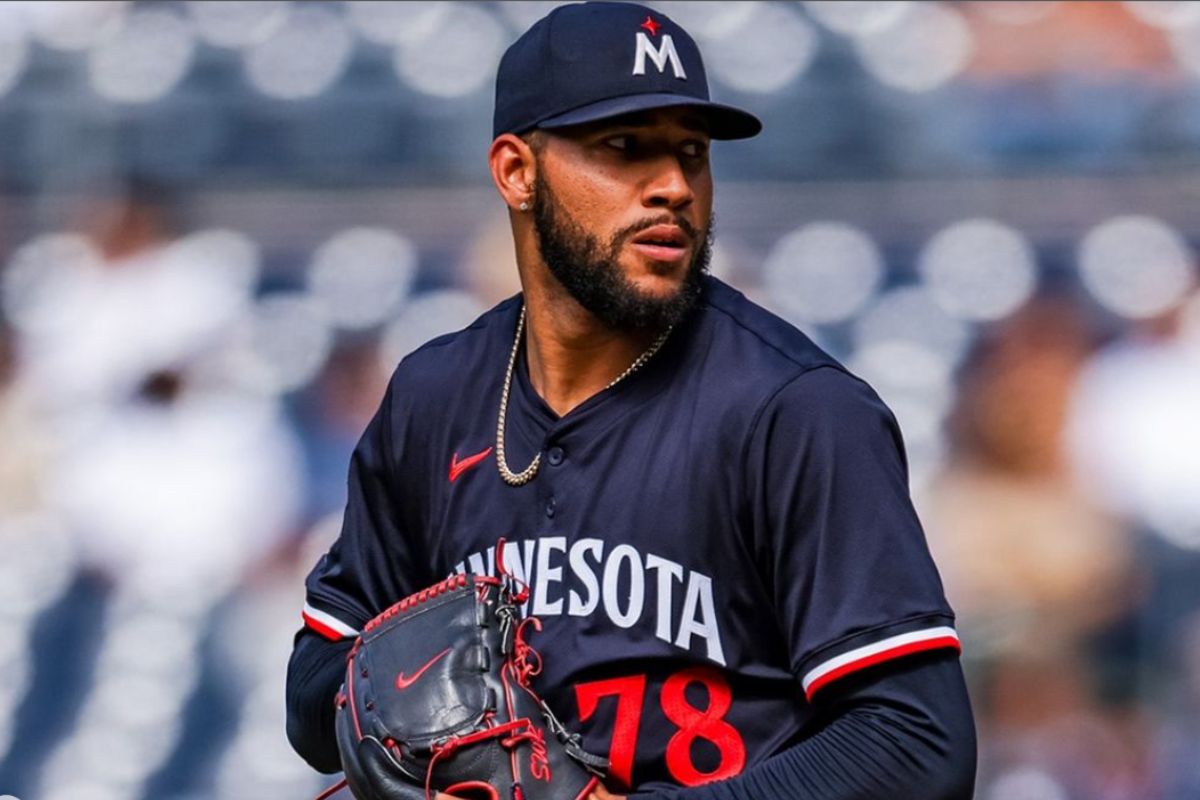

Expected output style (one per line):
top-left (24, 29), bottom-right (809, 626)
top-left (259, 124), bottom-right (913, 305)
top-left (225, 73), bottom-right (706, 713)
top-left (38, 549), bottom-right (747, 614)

top-left (489, 133), bottom-right (537, 212)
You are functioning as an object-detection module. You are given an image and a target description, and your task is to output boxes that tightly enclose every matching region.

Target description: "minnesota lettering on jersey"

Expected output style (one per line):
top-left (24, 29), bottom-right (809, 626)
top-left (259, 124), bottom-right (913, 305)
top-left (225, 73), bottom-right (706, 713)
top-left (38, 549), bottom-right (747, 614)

top-left (452, 537), bottom-right (726, 666)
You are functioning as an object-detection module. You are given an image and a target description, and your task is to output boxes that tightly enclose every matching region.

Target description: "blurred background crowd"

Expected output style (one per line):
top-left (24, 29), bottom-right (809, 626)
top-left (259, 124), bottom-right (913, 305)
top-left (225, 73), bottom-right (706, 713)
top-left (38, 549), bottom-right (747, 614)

top-left (0, 2), bottom-right (1198, 799)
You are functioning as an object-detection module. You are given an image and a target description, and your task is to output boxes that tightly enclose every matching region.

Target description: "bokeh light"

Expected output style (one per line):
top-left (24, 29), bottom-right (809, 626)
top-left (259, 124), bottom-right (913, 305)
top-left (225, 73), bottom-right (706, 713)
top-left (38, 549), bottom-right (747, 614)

top-left (227, 293), bottom-right (334, 394)
top-left (848, 338), bottom-right (954, 490)
top-left (187, 0), bottom-right (289, 49)
top-left (380, 291), bottom-right (486, 372)
top-left (0, 517), bottom-right (74, 616)
top-left (1167, 21), bottom-right (1200, 78)
top-left (848, 339), bottom-right (954, 404)
top-left (1077, 215), bottom-right (1195, 319)
top-left (761, 222), bottom-right (884, 325)
top-left (79, 728), bottom-right (175, 782)
top-left (854, 285), bottom-right (974, 364)
top-left (919, 219), bottom-right (1038, 321)
top-left (803, 1), bottom-right (912, 37)
top-left (1071, 339), bottom-right (1200, 548)
top-left (307, 228), bottom-right (418, 331)
top-left (92, 674), bottom-right (187, 727)
top-left (99, 613), bottom-right (196, 675)
top-left (87, 6), bottom-right (196, 104)
top-left (855, 2), bottom-right (974, 93)
top-left (40, 781), bottom-right (128, 800)
top-left (648, 3), bottom-right (760, 44)
top-left (971, 1), bottom-right (1060, 26)
top-left (167, 229), bottom-right (261, 297)
top-left (245, 5), bottom-right (353, 100)
top-left (24, 1), bottom-right (128, 51)
top-left (986, 767), bottom-right (1069, 800)
top-left (2, 233), bottom-right (103, 335)
top-left (703, 3), bottom-right (818, 94)
top-left (1122, 0), bottom-right (1200, 30)
top-left (345, 1), bottom-right (450, 47)
top-left (157, 230), bottom-right (260, 349)
top-left (393, 2), bottom-right (505, 98)
top-left (0, 20), bottom-right (29, 98)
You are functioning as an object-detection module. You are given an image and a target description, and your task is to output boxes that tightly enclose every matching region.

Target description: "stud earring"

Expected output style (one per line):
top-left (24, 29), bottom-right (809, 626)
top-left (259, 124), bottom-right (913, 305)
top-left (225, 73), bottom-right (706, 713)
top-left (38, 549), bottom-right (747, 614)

top-left (519, 201), bottom-right (530, 211)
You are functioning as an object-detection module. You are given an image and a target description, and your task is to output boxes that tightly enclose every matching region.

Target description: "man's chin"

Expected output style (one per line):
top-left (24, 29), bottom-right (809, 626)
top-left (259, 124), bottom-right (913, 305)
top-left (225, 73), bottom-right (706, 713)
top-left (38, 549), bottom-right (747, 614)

top-left (622, 249), bottom-right (692, 286)
top-left (616, 282), bottom-right (694, 323)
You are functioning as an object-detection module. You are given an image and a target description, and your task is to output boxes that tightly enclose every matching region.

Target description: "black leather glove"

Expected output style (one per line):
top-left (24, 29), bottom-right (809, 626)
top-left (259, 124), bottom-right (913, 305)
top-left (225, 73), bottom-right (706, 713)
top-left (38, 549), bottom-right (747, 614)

top-left (332, 554), bottom-right (606, 800)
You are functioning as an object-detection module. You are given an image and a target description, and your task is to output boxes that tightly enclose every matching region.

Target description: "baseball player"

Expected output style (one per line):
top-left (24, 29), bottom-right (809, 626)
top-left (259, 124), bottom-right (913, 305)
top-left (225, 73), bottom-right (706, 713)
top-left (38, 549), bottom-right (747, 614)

top-left (287, 3), bottom-right (976, 799)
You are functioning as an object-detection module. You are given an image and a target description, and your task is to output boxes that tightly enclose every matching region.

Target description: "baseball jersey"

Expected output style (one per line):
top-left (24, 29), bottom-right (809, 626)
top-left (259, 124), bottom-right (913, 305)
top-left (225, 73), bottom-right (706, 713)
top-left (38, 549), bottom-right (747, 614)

top-left (300, 276), bottom-right (960, 793)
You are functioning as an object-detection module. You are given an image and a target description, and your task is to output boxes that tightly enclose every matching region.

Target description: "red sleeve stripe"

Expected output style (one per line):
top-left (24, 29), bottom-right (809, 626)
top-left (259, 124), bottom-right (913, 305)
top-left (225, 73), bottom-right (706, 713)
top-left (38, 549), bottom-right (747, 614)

top-left (802, 626), bottom-right (960, 700)
top-left (302, 602), bottom-right (360, 641)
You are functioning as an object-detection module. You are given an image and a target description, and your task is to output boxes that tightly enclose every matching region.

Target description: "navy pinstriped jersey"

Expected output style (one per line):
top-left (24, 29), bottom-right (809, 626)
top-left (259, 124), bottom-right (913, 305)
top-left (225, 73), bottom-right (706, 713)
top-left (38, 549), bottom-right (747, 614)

top-left (301, 276), bottom-right (960, 794)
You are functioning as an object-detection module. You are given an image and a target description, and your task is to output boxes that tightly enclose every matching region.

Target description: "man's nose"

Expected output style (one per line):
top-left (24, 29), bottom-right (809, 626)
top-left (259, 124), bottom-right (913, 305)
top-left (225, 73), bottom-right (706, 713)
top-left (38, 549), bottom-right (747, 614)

top-left (642, 156), bottom-right (694, 209)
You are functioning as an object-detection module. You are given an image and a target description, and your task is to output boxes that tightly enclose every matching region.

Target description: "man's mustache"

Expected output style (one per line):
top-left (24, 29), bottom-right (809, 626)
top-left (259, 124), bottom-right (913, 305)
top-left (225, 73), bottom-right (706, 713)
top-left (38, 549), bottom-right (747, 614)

top-left (617, 215), bottom-right (700, 244)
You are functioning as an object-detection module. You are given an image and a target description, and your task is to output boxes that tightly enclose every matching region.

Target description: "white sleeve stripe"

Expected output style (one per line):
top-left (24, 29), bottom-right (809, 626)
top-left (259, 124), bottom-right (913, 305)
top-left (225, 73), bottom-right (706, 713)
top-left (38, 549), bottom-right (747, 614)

top-left (801, 626), bottom-right (959, 693)
top-left (302, 602), bottom-right (360, 638)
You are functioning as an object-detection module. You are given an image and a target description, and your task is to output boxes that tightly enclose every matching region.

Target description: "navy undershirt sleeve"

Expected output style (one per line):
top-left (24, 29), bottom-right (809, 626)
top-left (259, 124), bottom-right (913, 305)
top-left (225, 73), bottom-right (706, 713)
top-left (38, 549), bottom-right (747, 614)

top-left (633, 652), bottom-right (976, 800)
top-left (285, 628), bottom-right (352, 774)
top-left (289, 367), bottom-right (439, 772)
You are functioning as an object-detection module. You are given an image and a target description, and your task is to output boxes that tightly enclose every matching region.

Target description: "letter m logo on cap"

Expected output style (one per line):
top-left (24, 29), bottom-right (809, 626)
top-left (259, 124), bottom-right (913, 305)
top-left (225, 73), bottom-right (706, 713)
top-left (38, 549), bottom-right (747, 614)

top-left (632, 32), bottom-right (687, 80)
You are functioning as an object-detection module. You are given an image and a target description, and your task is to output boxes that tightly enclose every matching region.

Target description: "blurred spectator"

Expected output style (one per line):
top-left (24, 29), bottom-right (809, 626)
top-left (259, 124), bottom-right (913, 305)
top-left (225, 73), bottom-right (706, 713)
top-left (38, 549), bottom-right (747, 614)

top-left (0, 320), bottom-right (52, 519)
top-left (293, 337), bottom-right (390, 523)
top-left (2, 1), bottom-right (1200, 797)
top-left (208, 513), bottom-right (346, 800)
top-left (31, 362), bottom-right (306, 800)
top-left (920, 298), bottom-right (1143, 797)
top-left (925, 297), bottom-right (1134, 663)
top-left (51, 364), bottom-right (304, 600)
top-left (1069, 288), bottom-right (1200, 549)
top-left (13, 178), bottom-right (253, 414)
top-left (1156, 611), bottom-right (1200, 798)
top-left (0, 175), bottom-right (304, 800)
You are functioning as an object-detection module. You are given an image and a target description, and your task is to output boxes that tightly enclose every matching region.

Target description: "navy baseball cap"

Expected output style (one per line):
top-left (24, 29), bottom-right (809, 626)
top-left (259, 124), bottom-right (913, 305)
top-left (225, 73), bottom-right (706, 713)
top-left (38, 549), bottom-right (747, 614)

top-left (493, 2), bottom-right (762, 140)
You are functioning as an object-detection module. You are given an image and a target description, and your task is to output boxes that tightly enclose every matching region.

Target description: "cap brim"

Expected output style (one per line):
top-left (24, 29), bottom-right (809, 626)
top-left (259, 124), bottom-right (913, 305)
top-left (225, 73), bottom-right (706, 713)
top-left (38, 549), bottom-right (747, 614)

top-left (535, 93), bottom-right (761, 140)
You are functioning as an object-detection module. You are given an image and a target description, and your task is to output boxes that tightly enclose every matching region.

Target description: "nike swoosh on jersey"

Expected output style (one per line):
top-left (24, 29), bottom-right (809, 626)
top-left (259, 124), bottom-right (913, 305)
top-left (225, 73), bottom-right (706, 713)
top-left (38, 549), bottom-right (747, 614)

top-left (449, 447), bottom-right (493, 482)
top-left (395, 647), bottom-right (452, 690)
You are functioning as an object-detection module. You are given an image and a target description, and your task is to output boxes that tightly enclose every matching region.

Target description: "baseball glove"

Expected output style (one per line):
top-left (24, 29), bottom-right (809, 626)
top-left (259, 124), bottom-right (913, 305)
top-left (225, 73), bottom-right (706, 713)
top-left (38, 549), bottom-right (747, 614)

top-left (327, 542), bottom-right (607, 800)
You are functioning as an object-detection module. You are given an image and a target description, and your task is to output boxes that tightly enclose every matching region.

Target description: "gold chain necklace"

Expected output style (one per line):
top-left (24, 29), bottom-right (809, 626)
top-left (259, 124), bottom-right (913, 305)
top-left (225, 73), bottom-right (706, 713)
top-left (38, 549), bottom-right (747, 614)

top-left (496, 305), bottom-right (673, 486)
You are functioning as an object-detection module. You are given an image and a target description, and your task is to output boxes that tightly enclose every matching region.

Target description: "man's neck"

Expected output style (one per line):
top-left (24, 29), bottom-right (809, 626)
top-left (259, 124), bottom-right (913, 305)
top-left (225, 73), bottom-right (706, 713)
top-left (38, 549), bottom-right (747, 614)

top-left (521, 291), bottom-right (659, 418)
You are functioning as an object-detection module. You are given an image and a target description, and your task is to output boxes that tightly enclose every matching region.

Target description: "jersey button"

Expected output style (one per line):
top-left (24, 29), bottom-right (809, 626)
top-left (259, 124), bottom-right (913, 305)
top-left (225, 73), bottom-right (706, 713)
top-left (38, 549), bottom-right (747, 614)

top-left (547, 446), bottom-right (564, 466)
top-left (544, 497), bottom-right (556, 518)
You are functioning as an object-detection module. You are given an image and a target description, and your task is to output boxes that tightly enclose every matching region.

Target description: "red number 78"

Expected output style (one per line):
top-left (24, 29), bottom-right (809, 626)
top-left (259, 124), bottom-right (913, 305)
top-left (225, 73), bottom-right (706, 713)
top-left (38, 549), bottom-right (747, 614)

top-left (574, 666), bottom-right (746, 790)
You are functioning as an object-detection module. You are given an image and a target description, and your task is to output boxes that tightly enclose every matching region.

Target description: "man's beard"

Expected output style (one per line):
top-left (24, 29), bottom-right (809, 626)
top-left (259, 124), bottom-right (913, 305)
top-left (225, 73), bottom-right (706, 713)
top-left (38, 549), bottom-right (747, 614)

top-left (531, 175), bottom-right (711, 333)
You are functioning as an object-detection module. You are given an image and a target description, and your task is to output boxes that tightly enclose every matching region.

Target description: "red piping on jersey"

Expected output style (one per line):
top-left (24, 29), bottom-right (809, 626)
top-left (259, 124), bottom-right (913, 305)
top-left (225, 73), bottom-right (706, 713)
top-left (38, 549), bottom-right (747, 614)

top-left (804, 635), bottom-right (962, 700)
top-left (302, 611), bottom-right (347, 642)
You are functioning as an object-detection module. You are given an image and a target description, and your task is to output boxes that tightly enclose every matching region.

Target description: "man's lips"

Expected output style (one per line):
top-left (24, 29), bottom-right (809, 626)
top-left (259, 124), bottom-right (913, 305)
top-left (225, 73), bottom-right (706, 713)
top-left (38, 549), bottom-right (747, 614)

top-left (630, 225), bottom-right (691, 262)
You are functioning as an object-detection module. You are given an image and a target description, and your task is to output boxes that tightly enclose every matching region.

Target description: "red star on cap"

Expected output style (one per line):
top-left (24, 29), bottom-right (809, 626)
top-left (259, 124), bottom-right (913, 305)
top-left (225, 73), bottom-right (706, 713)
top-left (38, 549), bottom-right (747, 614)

top-left (640, 15), bottom-right (661, 36)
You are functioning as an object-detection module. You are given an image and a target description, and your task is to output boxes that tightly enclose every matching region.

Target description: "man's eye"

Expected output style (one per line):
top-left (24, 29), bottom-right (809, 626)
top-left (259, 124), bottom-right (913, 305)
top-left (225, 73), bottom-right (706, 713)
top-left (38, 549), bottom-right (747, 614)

top-left (681, 141), bottom-right (708, 158)
top-left (605, 135), bottom-right (632, 151)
